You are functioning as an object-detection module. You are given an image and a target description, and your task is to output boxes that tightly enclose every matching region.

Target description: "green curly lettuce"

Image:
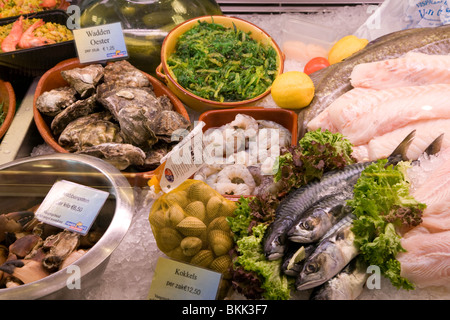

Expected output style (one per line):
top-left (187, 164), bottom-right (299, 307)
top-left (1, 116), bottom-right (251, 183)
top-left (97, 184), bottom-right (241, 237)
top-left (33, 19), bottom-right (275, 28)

top-left (227, 197), bottom-right (292, 300)
top-left (274, 129), bottom-right (356, 192)
top-left (348, 159), bottom-right (426, 290)
top-left (234, 223), bottom-right (292, 300)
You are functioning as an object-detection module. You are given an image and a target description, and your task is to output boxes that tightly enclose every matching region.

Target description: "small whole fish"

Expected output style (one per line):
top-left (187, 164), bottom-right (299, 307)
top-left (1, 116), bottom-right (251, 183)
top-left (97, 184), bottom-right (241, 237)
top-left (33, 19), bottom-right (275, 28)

top-left (287, 194), bottom-right (353, 243)
top-left (281, 242), bottom-right (316, 277)
top-left (262, 162), bottom-right (368, 260)
top-left (262, 130), bottom-right (416, 260)
top-left (295, 215), bottom-right (359, 291)
top-left (309, 257), bottom-right (368, 300)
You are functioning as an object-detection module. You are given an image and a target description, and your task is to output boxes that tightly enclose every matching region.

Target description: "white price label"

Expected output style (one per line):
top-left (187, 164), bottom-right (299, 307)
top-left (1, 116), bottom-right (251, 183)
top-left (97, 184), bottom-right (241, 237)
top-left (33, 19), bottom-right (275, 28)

top-left (35, 180), bottom-right (109, 235)
top-left (73, 22), bottom-right (128, 63)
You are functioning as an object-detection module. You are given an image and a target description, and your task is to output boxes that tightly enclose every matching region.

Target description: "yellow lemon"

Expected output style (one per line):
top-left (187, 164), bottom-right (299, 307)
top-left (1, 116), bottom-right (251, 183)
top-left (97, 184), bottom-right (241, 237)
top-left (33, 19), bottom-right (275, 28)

top-left (271, 71), bottom-right (315, 110)
top-left (328, 35), bottom-right (369, 65)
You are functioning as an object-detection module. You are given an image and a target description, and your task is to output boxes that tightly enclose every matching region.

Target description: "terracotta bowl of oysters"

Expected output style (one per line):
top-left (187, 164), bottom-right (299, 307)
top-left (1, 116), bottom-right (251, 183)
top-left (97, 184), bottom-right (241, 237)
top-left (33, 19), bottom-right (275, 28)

top-left (33, 58), bottom-right (191, 187)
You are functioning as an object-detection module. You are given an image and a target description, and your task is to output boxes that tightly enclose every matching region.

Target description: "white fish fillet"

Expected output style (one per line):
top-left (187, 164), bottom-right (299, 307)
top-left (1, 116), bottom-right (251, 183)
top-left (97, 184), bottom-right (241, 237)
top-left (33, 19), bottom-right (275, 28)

top-left (398, 227), bottom-right (450, 289)
top-left (307, 84), bottom-right (450, 146)
top-left (352, 119), bottom-right (450, 162)
top-left (410, 148), bottom-right (450, 233)
top-left (350, 52), bottom-right (450, 90)
top-left (397, 149), bottom-right (450, 288)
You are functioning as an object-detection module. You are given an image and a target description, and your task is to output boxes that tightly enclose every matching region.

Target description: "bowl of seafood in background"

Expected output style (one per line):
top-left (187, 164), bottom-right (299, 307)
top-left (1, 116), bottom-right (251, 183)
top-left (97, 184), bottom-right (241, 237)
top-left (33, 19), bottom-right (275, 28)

top-left (0, 79), bottom-right (15, 140)
top-left (0, 153), bottom-right (133, 299)
top-left (194, 107), bottom-right (297, 199)
top-left (0, 10), bottom-right (76, 76)
top-left (33, 58), bottom-right (191, 187)
top-left (157, 15), bottom-right (284, 112)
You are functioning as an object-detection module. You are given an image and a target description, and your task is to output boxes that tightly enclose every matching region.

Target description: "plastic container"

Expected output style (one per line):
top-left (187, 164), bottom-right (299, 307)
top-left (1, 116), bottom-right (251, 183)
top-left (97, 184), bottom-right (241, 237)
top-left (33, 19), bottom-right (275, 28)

top-left (0, 10), bottom-right (76, 77)
top-left (281, 16), bottom-right (339, 64)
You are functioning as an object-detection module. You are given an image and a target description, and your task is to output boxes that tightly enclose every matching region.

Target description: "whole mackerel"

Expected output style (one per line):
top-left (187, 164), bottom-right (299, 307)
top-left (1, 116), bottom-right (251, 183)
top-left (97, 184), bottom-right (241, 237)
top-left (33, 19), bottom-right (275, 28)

top-left (287, 194), bottom-right (353, 243)
top-left (299, 25), bottom-right (450, 136)
top-left (262, 130), bottom-right (416, 260)
top-left (309, 257), bottom-right (368, 300)
top-left (295, 214), bottom-right (358, 290)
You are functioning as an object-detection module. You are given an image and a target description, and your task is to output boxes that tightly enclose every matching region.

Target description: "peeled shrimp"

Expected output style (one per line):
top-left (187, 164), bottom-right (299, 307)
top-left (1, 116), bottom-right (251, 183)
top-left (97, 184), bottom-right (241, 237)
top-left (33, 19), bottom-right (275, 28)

top-left (216, 164), bottom-right (256, 194)
top-left (257, 120), bottom-right (292, 148)
top-left (215, 182), bottom-right (253, 196)
top-left (18, 19), bottom-right (55, 49)
top-left (1, 16), bottom-right (23, 52)
top-left (228, 114), bottom-right (258, 141)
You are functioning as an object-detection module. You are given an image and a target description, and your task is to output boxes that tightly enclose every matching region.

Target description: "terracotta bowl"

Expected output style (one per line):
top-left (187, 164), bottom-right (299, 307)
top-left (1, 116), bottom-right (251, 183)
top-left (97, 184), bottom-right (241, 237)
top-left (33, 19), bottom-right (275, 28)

top-left (0, 79), bottom-right (16, 140)
top-left (33, 58), bottom-right (190, 187)
top-left (199, 106), bottom-right (298, 200)
top-left (156, 15), bottom-right (284, 112)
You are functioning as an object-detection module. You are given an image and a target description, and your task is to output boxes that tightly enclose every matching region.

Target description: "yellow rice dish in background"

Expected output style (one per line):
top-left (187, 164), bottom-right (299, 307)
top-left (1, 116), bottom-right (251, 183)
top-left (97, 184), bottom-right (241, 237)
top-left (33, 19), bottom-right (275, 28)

top-left (0, 0), bottom-right (62, 18)
top-left (0, 17), bottom-right (73, 53)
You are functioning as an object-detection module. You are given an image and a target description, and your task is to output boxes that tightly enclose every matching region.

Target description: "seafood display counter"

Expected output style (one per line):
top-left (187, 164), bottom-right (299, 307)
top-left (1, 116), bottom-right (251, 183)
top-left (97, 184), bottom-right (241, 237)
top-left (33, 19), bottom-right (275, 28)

top-left (1, 1), bottom-right (450, 301)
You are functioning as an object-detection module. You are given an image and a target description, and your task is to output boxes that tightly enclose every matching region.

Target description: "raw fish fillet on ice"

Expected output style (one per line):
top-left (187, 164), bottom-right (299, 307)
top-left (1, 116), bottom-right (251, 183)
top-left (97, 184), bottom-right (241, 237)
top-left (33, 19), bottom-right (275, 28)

top-left (398, 227), bottom-right (450, 289)
top-left (352, 118), bottom-right (450, 162)
top-left (398, 148), bottom-right (450, 288)
top-left (409, 147), bottom-right (450, 232)
top-left (350, 52), bottom-right (450, 90)
top-left (307, 84), bottom-right (450, 146)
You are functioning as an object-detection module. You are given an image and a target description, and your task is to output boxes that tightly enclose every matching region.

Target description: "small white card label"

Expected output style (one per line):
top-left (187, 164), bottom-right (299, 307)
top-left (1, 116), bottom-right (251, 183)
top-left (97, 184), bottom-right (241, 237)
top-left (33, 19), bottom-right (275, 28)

top-left (159, 122), bottom-right (206, 194)
top-left (148, 257), bottom-right (222, 300)
top-left (35, 180), bottom-right (109, 235)
top-left (73, 22), bottom-right (128, 63)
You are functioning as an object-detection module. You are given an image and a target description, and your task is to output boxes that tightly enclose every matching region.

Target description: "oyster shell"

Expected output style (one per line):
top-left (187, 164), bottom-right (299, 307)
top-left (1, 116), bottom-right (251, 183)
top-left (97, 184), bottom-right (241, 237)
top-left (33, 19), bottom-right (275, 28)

top-left (103, 60), bottom-right (151, 88)
top-left (152, 110), bottom-right (191, 142)
top-left (97, 85), bottom-right (158, 119)
top-left (35, 86), bottom-right (77, 117)
top-left (61, 64), bottom-right (104, 98)
top-left (51, 94), bottom-right (99, 135)
top-left (58, 112), bottom-right (123, 152)
top-left (77, 142), bottom-right (146, 170)
top-left (141, 143), bottom-right (171, 170)
top-left (116, 104), bottom-right (158, 149)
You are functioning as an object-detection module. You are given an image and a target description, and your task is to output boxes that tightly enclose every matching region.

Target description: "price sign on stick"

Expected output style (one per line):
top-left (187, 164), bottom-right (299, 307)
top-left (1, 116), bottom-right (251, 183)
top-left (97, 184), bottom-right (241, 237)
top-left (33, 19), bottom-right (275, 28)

top-left (35, 180), bottom-right (109, 236)
top-left (72, 22), bottom-right (128, 63)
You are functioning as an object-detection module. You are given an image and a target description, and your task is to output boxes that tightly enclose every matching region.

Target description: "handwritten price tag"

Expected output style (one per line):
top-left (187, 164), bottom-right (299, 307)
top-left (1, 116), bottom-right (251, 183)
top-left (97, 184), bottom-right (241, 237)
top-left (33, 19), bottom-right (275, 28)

top-left (35, 180), bottom-right (109, 235)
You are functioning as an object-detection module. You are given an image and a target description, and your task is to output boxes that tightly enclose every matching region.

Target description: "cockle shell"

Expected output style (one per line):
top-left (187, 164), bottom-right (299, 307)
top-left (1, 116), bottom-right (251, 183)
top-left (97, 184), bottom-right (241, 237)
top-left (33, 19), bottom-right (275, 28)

top-left (167, 246), bottom-right (190, 262)
top-left (206, 196), bottom-right (224, 220)
top-left (187, 182), bottom-right (215, 204)
top-left (176, 216), bottom-right (206, 236)
top-left (184, 201), bottom-right (206, 222)
top-left (190, 249), bottom-right (214, 268)
top-left (180, 237), bottom-right (202, 257)
top-left (149, 209), bottom-right (167, 230)
top-left (207, 216), bottom-right (231, 233)
top-left (210, 255), bottom-right (232, 278)
top-left (157, 227), bottom-right (183, 252)
top-left (208, 230), bottom-right (234, 256)
top-left (220, 200), bottom-right (237, 217)
top-left (164, 190), bottom-right (189, 208)
top-left (167, 204), bottom-right (186, 227)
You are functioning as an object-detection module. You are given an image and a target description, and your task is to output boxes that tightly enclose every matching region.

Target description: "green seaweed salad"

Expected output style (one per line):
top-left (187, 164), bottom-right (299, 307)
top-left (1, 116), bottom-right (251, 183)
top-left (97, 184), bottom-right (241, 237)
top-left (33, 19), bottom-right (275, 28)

top-left (167, 20), bottom-right (278, 102)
